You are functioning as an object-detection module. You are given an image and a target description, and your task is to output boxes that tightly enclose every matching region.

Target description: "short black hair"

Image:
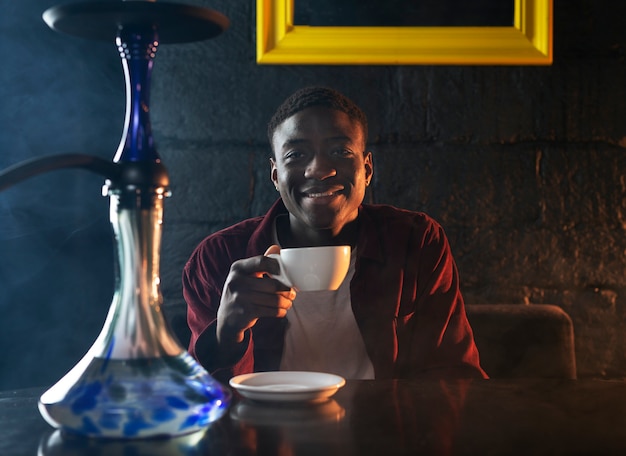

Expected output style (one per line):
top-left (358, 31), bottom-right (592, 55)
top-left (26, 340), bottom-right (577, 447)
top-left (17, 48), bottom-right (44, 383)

top-left (267, 86), bottom-right (368, 147)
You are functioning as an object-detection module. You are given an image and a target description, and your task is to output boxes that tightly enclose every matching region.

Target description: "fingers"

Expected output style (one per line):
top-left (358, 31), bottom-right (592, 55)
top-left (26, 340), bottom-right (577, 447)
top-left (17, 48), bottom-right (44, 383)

top-left (232, 271), bottom-right (291, 295)
top-left (232, 253), bottom-right (281, 278)
top-left (217, 278), bottom-right (295, 344)
top-left (218, 253), bottom-right (297, 340)
top-left (217, 248), bottom-right (297, 347)
top-left (226, 273), bottom-right (296, 306)
top-left (232, 289), bottom-right (294, 318)
top-left (251, 245), bottom-right (281, 279)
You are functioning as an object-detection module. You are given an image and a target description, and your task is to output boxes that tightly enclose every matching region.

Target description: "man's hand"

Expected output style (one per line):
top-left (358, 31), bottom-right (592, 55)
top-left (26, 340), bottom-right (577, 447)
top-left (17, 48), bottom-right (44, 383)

top-left (216, 245), bottom-right (295, 349)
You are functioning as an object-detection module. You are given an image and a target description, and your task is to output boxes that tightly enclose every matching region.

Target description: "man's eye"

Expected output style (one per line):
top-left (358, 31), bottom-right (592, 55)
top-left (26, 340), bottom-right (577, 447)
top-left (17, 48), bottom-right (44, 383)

top-left (284, 150), bottom-right (304, 160)
top-left (331, 148), bottom-right (352, 157)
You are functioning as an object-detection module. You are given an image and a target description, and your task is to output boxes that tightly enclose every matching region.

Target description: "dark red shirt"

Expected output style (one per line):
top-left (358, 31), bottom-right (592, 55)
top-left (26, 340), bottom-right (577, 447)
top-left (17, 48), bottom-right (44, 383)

top-left (183, 199), bottom-right (488, 382)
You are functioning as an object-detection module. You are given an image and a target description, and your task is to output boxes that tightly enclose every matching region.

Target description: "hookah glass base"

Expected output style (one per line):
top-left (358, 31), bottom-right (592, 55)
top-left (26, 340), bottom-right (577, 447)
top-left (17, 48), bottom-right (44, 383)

top-left (37, 186), bottom-right (232, 439)
top-left (39, 353), bottom-right (230, 438)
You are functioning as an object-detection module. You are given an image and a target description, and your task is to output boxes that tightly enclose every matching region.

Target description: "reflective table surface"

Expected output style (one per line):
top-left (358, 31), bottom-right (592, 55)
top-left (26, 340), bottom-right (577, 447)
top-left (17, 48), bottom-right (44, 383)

top-left (2, 378), bottom-right (626, 455)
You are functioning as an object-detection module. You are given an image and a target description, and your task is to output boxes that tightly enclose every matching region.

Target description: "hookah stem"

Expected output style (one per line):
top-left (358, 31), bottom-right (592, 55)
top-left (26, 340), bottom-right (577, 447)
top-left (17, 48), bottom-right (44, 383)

top-left (0, 153), bottom-right (118, 192)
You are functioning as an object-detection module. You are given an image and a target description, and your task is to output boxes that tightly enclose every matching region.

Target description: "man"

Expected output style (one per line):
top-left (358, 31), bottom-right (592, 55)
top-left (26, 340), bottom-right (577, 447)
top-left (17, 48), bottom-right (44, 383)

top-left (183, 87), bottom-right (487, 382)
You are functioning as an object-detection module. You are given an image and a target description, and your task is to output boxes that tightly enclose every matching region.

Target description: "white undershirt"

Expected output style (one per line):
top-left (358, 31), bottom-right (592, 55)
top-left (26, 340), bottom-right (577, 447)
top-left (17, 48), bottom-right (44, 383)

top-left (277, 248), bottom-right (375, 379)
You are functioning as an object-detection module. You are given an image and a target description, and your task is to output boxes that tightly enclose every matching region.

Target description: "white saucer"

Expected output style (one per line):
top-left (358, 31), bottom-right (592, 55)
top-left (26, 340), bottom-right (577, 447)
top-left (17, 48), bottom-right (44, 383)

top-left (229, 371), bottom-right (346, 403)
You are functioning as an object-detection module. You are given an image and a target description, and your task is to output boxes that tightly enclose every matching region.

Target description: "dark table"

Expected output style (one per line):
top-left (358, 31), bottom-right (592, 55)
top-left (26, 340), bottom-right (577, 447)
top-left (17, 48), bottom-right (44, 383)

top-left (2, 378), bottom-right (626, 455)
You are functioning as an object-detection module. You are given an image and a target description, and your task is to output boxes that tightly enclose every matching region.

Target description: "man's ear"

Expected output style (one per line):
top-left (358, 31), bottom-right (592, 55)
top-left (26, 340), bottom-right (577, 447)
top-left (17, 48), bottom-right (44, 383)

top-left (270, 157), bottom-right (278, 189)
top-left (364, 151), bottom-right (373, 185)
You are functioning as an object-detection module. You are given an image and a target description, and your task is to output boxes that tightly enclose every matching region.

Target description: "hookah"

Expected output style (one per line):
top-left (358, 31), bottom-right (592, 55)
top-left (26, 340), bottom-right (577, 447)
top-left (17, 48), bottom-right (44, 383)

top-left (0, 0), bottom-right (231, 439)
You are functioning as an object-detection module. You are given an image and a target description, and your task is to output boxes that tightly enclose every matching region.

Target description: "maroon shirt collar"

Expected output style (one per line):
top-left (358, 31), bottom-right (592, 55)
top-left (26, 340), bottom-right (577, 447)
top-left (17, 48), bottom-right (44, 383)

top-left (245, 198), bottom-right (384, 263)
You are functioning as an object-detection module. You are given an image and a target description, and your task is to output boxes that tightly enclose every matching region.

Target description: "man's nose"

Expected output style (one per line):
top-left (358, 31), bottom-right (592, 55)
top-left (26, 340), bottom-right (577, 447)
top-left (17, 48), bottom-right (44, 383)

top-left (304, 153), bottom-right (337, 180)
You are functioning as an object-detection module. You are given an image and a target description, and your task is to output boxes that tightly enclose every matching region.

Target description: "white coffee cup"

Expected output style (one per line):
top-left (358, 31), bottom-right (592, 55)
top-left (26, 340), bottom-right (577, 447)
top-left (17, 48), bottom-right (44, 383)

top-left (268, 245), bottom-right (351, 291)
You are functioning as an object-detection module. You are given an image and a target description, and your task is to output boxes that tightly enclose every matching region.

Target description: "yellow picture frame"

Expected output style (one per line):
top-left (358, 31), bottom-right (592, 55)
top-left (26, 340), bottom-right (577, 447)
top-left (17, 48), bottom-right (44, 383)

top-left (257, 0), bottom-right (552, 65)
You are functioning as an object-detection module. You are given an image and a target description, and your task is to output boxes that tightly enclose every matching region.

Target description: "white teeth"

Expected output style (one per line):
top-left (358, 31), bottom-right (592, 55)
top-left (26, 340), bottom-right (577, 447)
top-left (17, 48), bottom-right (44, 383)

top-left (307, 191), bottom-right (334, 198)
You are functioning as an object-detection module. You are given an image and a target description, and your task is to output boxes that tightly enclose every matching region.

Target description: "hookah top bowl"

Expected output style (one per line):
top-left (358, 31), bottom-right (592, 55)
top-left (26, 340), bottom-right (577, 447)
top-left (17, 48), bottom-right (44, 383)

top-left (43, 0), bottom-right (229, 44)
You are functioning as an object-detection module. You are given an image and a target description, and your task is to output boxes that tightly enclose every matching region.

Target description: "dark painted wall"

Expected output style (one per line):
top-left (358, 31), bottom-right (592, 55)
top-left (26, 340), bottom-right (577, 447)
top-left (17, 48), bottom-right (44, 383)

top-left (1, 0), bottom-right (625, 389)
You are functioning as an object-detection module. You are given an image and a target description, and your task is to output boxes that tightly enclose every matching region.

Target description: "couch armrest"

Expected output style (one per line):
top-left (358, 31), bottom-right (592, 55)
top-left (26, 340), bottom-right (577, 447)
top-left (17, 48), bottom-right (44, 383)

top-left (466, 304), bottom-right (576, 379)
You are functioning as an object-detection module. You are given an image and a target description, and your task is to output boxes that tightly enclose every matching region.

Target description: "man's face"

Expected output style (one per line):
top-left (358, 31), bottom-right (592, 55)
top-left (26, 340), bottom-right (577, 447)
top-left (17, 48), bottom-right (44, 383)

top-left (270, 106), bottom-right (373, 240)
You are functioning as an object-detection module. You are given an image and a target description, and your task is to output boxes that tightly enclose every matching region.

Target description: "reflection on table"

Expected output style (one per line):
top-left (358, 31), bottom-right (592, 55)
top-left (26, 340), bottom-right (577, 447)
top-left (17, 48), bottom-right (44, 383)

top-left (2, 378), bottom-right (626, 455)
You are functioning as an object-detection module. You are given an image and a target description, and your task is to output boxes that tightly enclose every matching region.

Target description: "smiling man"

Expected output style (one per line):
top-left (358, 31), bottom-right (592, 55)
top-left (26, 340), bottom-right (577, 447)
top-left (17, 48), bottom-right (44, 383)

top-left (270, 104), bottom-right (371, 247)
top-left (183, 87), bottom-right (487, 382)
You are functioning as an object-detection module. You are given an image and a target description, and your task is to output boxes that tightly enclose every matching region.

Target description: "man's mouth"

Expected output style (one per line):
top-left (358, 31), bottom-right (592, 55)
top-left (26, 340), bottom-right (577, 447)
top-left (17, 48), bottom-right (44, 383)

top-left (305, 190), bottom-right (337, 198)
